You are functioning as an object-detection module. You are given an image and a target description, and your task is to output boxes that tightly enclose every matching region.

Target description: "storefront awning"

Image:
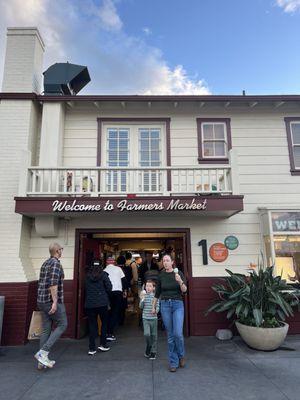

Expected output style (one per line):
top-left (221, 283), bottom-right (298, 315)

top-left (15, 195), bottom-right (243, 218)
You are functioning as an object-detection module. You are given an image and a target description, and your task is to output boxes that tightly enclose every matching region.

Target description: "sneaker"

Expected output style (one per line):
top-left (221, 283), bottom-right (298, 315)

top-left (88, 350), bottom-right (97, 355)
top-left (144, 346), bottom-right (151, 358)
top-left (34, 350), bottom-right (54, 368)
top-left (149, 353), bottom-right (156, 360)
top-left (37, 359), bottom-right (55, 370)
top-left (106, 335), bottom-right (116, 342)
top-left (98, 345), bottom-right (111, 352)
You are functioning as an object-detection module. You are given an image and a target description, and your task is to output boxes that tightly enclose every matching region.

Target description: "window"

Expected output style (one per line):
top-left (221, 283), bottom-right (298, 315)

top-left (106, 128), bottom-right (129, 192)
top-left (285, 118), bottom-right (300, 175)
top-left (98, 118), bottom-right (170, 193)
top-left (139, 129), bottom-right (161, 167)
top-left (197, 118), bottom-right (232, 164)
top-left (139, 128), bottom-right (162, 191)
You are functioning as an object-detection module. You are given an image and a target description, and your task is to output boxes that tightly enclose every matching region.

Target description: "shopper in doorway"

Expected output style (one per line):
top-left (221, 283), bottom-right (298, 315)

top-left (85, 260), bottom-right (112, 355)
top-left (139, 280), bottom-right (159, 360)
top-left (139, 252), bottom-right (159, 285)
top-left (152, 254), bottom-right (187, 372)
top-left (34, 243), bottom-right (68, 369)
top-left (104, 256), bottom-right (127, 341)
top-left (117, 255), bottom-right (131, 325)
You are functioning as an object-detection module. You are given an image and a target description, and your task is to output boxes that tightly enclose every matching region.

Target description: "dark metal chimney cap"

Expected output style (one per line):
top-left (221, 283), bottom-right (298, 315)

top-left (43, 62), bottom-right (91, 95)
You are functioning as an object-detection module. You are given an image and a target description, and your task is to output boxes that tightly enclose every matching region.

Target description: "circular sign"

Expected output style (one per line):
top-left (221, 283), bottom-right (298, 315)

top-left (209, 243), bottom-right (229, 262)
top-left (224, 236), bottom-right (239, 250)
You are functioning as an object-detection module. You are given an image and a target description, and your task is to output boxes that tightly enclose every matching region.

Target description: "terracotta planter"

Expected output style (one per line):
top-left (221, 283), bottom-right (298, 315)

top-left (235, 321), bottom-right (289, 351)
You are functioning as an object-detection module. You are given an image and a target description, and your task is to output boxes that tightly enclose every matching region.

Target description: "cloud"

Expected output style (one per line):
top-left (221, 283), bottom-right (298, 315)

top-left (142, 27), bottom-right (152, 36)
top-left (276, 0), bottom-right (300, 12)
top-left (0, 0), bottom-right (210, 95)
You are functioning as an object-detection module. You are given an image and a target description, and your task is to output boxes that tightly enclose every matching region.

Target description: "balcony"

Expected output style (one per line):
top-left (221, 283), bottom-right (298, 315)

top-left (25, 166), bottom-right (234, 197)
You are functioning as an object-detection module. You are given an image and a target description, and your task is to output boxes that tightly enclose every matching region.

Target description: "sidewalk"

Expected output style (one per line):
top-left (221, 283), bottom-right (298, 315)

top-left (1, 327), bottom-right (300, 400)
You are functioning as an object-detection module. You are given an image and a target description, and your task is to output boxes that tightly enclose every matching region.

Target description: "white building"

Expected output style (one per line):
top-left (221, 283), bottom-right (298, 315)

top-left (0, 27), bottom-right (300, 345)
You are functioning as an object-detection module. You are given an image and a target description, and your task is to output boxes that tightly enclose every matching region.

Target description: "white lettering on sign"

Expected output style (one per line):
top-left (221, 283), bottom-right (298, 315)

top-left (52, 198), bottom-right (208, 213)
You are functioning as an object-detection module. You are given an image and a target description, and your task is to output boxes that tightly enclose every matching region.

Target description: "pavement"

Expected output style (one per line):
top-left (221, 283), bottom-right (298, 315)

top-left (1, 324), bottom-right (300, 400)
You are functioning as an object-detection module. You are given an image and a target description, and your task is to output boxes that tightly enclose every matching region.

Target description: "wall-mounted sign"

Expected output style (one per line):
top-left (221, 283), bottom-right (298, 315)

top-left (52, 198), bottom-right (208, 213)
top-left (224, 235), bottom-right (239, 250)
top-left (272, 212), bottom-right (300, 233)
top-left (209, 243), bottom-right (229, 262)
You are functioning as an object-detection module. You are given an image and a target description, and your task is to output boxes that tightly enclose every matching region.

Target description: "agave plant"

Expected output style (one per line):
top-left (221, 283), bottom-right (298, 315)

top-left (206, 265), bottom-right (300, 328)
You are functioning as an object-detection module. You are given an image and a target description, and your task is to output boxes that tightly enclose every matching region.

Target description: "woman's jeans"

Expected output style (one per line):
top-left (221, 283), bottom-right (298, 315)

top-left (160, 299), bottom-right (185, 368)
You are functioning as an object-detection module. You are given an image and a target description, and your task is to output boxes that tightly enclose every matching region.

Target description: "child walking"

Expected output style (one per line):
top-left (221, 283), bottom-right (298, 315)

top-left (139, 280), bottom-right (159, 360)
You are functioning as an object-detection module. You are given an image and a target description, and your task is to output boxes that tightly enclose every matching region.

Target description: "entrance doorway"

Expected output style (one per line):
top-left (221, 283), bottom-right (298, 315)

top-left (73, 229), bottom-right (192, 339)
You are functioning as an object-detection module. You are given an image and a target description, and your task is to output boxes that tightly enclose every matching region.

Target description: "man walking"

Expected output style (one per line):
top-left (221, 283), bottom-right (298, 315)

top-left (34, 243), bottom-right (68, 368)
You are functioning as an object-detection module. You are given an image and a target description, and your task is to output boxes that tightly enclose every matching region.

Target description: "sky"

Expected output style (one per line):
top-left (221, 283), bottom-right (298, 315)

top-left (0, 0), bottom-right (300, 95)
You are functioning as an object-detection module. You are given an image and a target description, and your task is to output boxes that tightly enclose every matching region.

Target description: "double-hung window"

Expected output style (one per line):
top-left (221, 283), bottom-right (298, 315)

top-left (100, 120), bottom-right (167, 193)
top-left (106, 128), bottom-right (129, 192)
top-left (197, 118), bottom-right (232, 164)
top-left (139, 128), bottom-right (161, 191)
top-left (285, 118), bottom-right (300, 175)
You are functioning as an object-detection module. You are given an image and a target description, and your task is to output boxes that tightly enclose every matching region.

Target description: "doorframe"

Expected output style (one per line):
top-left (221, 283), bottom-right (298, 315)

top-left (72, 227), bottom-right (193, 337)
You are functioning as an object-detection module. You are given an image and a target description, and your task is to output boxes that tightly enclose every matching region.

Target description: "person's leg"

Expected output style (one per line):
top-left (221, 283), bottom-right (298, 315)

top-left (86, 308), bottom-right (98, 351)
top-left (172, 300), bottom-right (185, 361)
top-left (98, 306), bottom-right (109, 346)
top-left (143, 319), bottom-right (151, 356)
top-left (40, 303), bottom-right (68, 352)
top-left (160, 300), bottom-right (178, 368)
top-left (38, 303), bottom-right (53, 350)
top-left (149, 319), bottom-right (158, 355)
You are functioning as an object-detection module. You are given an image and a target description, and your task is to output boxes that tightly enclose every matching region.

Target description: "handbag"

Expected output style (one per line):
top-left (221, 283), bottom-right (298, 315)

top-left (28, 311), bottom-right (43, 340)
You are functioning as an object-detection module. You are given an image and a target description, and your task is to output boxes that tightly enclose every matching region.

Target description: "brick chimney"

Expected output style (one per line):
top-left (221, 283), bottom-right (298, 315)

top-left (1, 27), bottom-right (45, 93)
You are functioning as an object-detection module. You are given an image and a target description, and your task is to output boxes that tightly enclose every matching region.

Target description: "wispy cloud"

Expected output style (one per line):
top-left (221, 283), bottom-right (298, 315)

top-left (276, 0), bottom-right (300, 13)
top-left (0, 0), bottom-right (210, 95)
top-left (142, 27), bottom-right (152, 36)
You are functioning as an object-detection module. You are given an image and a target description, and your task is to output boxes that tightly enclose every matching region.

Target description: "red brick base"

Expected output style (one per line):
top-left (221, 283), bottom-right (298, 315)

top-left (0, 280), bottom-right (75, 345)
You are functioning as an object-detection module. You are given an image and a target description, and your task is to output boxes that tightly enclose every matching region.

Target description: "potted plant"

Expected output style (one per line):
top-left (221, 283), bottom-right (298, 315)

top-left (206, 264), bottom-right (300, 351)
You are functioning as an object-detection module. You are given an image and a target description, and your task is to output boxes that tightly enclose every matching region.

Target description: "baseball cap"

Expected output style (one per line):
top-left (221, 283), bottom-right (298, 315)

top-left (106, 257), bottom-right (116, 265)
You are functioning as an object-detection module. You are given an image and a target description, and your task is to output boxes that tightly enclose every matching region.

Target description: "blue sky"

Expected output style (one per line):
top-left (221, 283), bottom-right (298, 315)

top-left (0, 0), bottom-right (300, 94)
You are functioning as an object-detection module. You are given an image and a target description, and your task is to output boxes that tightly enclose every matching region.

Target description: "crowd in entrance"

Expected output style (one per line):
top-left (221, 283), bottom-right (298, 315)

top-left (34, 243), bottom-right (187, 373)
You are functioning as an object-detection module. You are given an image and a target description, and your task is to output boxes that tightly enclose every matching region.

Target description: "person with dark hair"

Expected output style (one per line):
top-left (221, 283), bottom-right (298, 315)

top-left (85, 260), bottom-right (112, 355)
top-left (139, 252), bottom-right (159, 285)
top-left (104, 257), bottom-right (127, 341)
top-left (117, 255), bottom-right (132, 325)
top-left (152, 254), bottom-right (187, 372)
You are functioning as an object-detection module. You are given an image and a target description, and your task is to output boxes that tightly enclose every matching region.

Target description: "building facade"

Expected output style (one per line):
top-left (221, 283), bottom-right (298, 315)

top-left (1, 28), bottom-right (300, 345)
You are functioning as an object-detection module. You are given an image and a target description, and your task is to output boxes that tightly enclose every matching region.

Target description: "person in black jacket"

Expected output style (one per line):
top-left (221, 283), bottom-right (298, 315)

top-left (85, 260), bottom-right (112, 355)
top-left (139, 252), bottom-right (159, 284)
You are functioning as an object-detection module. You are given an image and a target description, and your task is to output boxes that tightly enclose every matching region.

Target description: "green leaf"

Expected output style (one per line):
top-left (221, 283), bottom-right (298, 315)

top-left (253, 309), bottom-right (263, 327)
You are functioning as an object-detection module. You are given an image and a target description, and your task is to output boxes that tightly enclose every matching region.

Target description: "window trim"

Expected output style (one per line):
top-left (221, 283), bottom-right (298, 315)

top-left (97, 118), bottom-right (171, 190)
top-left (196, 118), bottom-right (232, 164)
top-left (284, 117), bottom-right (300, 176)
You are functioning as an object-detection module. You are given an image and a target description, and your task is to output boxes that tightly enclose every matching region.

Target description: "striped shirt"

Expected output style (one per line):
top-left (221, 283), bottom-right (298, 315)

top-left (37, 257), bottom-right (64, 304)
top-left (139, 292), bottom-right (159, 320)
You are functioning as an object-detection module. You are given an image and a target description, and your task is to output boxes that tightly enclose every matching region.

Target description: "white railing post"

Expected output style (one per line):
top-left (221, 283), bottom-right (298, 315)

top-left (229, 149), bottom-right (240, 195)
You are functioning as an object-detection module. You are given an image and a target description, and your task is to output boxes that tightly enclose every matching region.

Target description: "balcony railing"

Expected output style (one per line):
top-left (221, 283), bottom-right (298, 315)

top-left (25, 166), bottom-right (233, 196)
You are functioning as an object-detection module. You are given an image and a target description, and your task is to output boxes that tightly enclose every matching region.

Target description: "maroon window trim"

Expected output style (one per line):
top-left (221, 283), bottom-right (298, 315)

top-left (284, 117), bottom-right (300, 176)
top-left (97, 117), bottom-right (171, 190)
top-left (196, 118), bottom-right (232, 164)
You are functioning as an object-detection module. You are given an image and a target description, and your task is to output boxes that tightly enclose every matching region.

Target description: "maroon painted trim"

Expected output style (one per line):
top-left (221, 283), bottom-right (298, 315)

top-left (73, 227), bottom-right (192, 336)
top-left (0, 92), bottom-right (38, 100)
top-left (284, 117), bottom-right (300, 176)
top-left (197, 118), bottom-right (232, 164)
top-left (2, 93), bottom-right (300, 102)
top-left (97, 117), bottom-right (171, 189)
top-left (14, 195), bottom-right (244, 215)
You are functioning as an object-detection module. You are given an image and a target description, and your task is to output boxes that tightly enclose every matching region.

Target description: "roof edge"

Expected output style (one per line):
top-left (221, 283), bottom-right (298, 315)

top-left (1, 93), bottom-right (300, 102)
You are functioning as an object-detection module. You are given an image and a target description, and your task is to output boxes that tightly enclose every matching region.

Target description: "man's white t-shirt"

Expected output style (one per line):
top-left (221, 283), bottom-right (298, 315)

top-left (104, 264), bottom-right (125, 292)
